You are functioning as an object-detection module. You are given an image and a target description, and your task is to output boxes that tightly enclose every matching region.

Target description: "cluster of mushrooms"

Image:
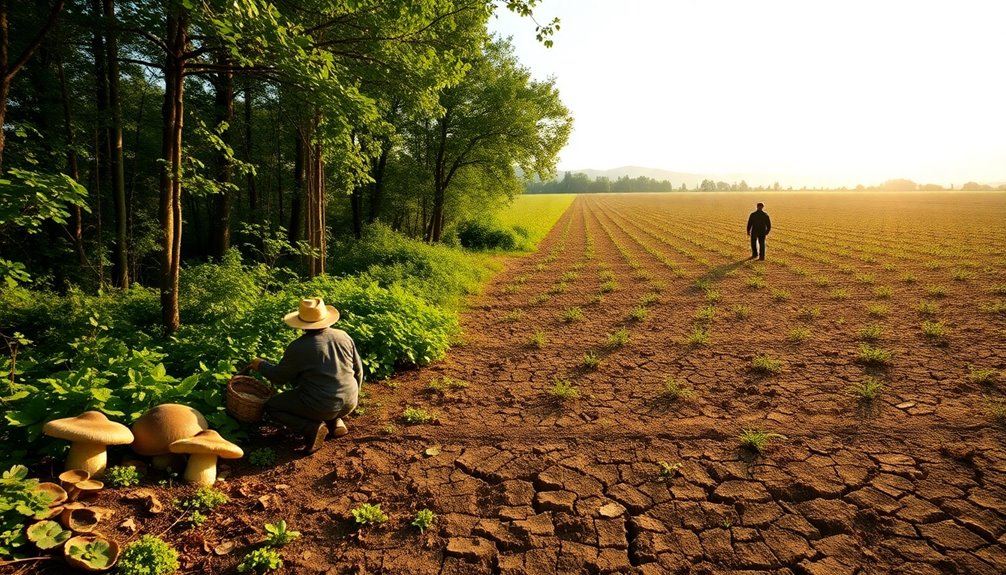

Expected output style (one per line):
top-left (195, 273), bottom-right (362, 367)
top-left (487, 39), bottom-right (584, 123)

top-left (43, 404), bottom-right (244, 485)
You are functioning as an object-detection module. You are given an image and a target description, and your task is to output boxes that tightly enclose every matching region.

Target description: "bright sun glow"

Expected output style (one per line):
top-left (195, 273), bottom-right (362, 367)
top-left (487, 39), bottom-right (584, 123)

top-left (490, 0), bottom-right (1006, 187)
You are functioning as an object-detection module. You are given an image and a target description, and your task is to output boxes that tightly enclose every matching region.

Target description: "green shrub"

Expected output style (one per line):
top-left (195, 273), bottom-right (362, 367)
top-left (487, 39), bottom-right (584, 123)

top-left (411, 509), bottom-right (437, 533)
top-left (352, 503), bottom-right (388, 526)
top-left (455, 220), bottom-right (518, 251)
top-left (237, 547), bottom-right (283, 573)
top-left (248, 448), bottom-right (277, 468)
top-left (0, 465), bottom-right (56, 558)
top-left (175, 486), bottom-right (229, 511)
top-left (117, 535), bottom-right (179, 575)
top-left (106, 465), bottom-right (142, 488)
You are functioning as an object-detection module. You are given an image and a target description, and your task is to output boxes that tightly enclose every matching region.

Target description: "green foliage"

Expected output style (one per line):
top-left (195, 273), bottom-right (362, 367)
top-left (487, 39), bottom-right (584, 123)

top-left (858, 324), bottom-right (884, 341)
top-left (187, 511), bottom-right (207, 528)
top-left (969, 367), bottom-right (1000, 386)
top-left (738, 429), bottom-right (784, 453)
top-left (426, 376), bottom-right (468, 395)
top-left (866, 303), bottom-right (889, 317)
top-left (629, 306), bottom-right (649, 321)
top-left (67, 537), bottom-right (118, 570)
top-left (456, 219), bottom-right (518, 251)
top-left (0, 465), bottom-right (56, 557)
top-left (663, 378), bottom-right (694, 401)
top-left (846, 377), bottom-right (883, 400)
top-left (264, 520), bottom-right (301, 546)
top-left (732, 304), bottom-right (751, 319)
top-left (607, 328), bottom-right (630, 348)
top-left (685, 327), bottom-right (710, 346)
top-left (548, 378), bottom-right (579, 401)
top-left (351, 503), bottom-right (388, 527)
top-left (248, 448), bottom-right (278, 468)
top-left (798, 306), bottom-right (821, 321)
top-left (658, 461), bottom-right (681, 478)
top-left (599, 280), bottom-right (619, 293)
top-left (237, 547), bottom-right (284, 573)
top-left (175, 486), bottom-right (229, 511)
top-left (787, 327), bottom-right (811, 343)
top-left (0, 168), bottom-right (90, 233)
top-left (411, 508), bottom-right (437, 533)
top-left (916, 301), bottom-right (939, 316)
top-left (117, 535), bottom-right (180, 575)
top-left (694, 306), bottom-right (716, 322)
top-left (581, 351), bottom-right (600, 370)
top-left (770, 289), bottom-right (791, 301)
top-left (402, 407), bottom-right (436, 424)
top-left (106, 466), bottom-right (142, 488)
top-left (529, 329), bottom-right (547, 348)
top-left (921, 320), bottom-right (948, 340)
top-left (751, 354), bottom-right (782, 374)
top-left (562, 306), bottom-right (584, 322)
top-left (25, 520), bottom-right (70, 550)
top-left (858, 344), bottom-right (893, 365)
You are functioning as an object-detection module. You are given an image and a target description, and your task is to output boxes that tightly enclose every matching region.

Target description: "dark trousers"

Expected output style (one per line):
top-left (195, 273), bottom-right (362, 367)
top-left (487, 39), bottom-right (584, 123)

top-left (265, 390), bottom-right (355, 435)
top-left (751, 234), bottom-right (766, 259)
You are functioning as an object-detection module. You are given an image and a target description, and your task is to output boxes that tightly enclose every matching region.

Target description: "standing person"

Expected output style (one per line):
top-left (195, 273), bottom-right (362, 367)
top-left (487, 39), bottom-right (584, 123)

top-left (249, 298), bottom-right (364, 454)
top-left (746, 202), bottom-right (772, 261)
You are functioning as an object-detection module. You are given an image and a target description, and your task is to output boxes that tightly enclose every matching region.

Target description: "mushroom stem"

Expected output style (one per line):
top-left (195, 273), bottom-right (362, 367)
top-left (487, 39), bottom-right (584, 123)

top-left (65, 441), bottom-right (108, 479)
top-left (182, 453), bottom-right (220, 486)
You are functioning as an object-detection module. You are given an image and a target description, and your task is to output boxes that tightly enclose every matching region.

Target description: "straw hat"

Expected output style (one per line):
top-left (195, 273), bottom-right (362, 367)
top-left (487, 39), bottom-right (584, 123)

top-left (283, 297), bottom-right (340, 329)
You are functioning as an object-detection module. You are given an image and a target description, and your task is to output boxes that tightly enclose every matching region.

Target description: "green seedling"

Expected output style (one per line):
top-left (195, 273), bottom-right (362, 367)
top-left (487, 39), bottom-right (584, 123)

top-left (738, 429), bottom-right (784, 453)
top-left (856, 273), bottom-right (875, 284)
top-left (916, 301), bottom-right (939, 316)
top-left (237, 547), bottom-right (283, 573)
top-left (563, 306), bottom-right (585, 322)
top-left (402, 407), bottom-right (436, 424)
top-left (629, 306), bottom-right (649, 321)
top-left (582, 351), bottom-right (601, 370)
top-left (175, 486), bottom-right (229, 511)
top-left (745, 276), bottom-right (766, 289)
top-left (600, 280), bottom-right (619, 293)
top-left (640, 292), bottom-right (660, 306)
top-left (751, 354), bottom-right (783, 374)
top-left (969, 366), bottom-right (1000, 386)
top-left (845, 377), bottom-right (883, 400)
top-left (828, 288), bottom-right (849, 300)
top-left (412, 509), bottom-right (437, 533)
top-left (117, 535), bottom-right (179, 575)
top-left (548, 378), bottom-right (580, 401)
top-left (858, 343), bottom-right (893, 365)
top-left (658, 461), bottom-right (682, 479)
top-left (561, 271), bottom-right (579, 282)
top-left (503, 310), bottom-right (525, 322)
top-left (694, 306), bottom-right (716, 322)
top-left (264, 520), bottom-right (301, 546)
top-left (732, 304), bottom-right (751, 319)
top-left (663, 378), bottom-right (695, 400)
top-left (866, 303), bottom-right (889, 317)
top-left (858, 323), bottom-right (884, 341)
top-left (685, 327), bottom-right (710, 346)
top-left (770, 289), bottom-right (790, 301)
top-left (873, 286), bottom-right (893, 299)
top-left (921, 320), bottom-right (948, 340)
top-left (798, 306), bottom-right (821, 321)
top-left (787, 327), bottom-right (811, 343)
top-left (106, 465), bottom-right (142, 487)
top-left (607, 328), bottom-right (630, 347)
top-left (926, 285), bottom-right (947, 298)
top-left (426, 376), bottom-right (469, 395)
top-left (705, 289), bottom-right (722, 303)
top-left (352, 503), bottom-right (388, 527)
top-left (900, 273), bottom-right (917, 283)
top-left (529, 329), bottom-right (547, 348)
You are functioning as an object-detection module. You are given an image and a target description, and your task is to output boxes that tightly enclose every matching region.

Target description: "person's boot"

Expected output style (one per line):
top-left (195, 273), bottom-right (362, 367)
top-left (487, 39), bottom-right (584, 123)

top-left (303, 422), bottom-right (327, 454)
top-left (326, 418), bottom-right (349, 439)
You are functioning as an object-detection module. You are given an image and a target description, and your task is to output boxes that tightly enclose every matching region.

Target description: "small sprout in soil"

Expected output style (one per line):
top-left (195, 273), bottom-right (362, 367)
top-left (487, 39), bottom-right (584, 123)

top-left (548, 282), bottom-right (568, 294)
top-left (503, 310), bottom-right (525, 322)
top-left (916, 301), bottom-right (939, 316)
top-left (402, 407), bottom-right (436, 425)
top-left (883, 262), bottom-right (897, 271)
top-left (590, 294), bottom-right (605, 305)
top-left (787, 327), bottom-right (811, 343)
top-left (984, 300), bottom-right (1006, 315)
top-left (732, 304), bottom-right (752, 319)
top-left (599, 270), bottom-right (616, 281)
top-left (563, 306), bottom-right (585, 322)
top-left (829, 288), bottom-right (849, 300)
top-left (969, 366), bottom-right (1000, 387)
top-left (658, 461), bottom-right (682, 479)
top-left (503, 283), bottom-right (522, 295)
top-left (738, 429), bottom-right (785, 453)
top-left (921, 320), bottom-right (948, 340)
top-left (857, 343), bottom-right (893, 365)
top-left (248, 448), bottom-right (277, 468)
top-left (633, 269), bottom-right (653, 281)
top-left (175, 486), bottom-right (229, 511)
top-left (846, 377), bottom-right (884, 400)
top-left (237, 547), bottom-right (283, 573)
top-left (694, 306), bottom-right (716, 322)
top-left (663, 378), bottom-right (695, 401)
top-left (866, 303), bottom-right (889, 317)
top-left (629, 306), bottom-right (649, 321)
top-left (693, 278), bottom-right (712, 291)
top-left (549, 378), bottom-right (580, 401)
top-left (412, 509), bottom-right (437, 533)
top-left (264, 520), bottom-right (301, 546)
top-left (530, 294), bottom-right (550, 305)
top-left (751, 354), bottom-right (783, 374)
top-left (529, 329), bottom-right (547, 349)
top-left (582, 351), bottom-right (601, 370)
top-left (858, 323), bottom-right (884, 341)
top-left (984, 395), bottom-right (1006, 425)
top-left (640, 292), bottom-right (660, 306)
top-left (649, 280), bottom-right (666, 293)
top-left (952, 269), bottom-right (973, 281)
top-left (873, 286), bottom-right (893, 299)
top-left (187, 510), bottom-right (207, 528)
top-left (856, 273), bottom-right (875, 284)
top-left (117, 535), bottom-right (179, 575)
top-left (600, 280), bottom-right (619, 293)
top-left (745, 276), bottom-right (766, 289)
top-left (561, 271), bottom-right (579, 282)
top-left (352, 503), bottom-right (389, 527)
top-left (685, 327), bottom-right (710, 346)
top-left (901, 273), bottom-right (917, 283)
top-left (705, 289), bottom-right (722, 304)
top-left (770, 289), bottom-right (791, 302)
top-left (381, 424), bottom-right (397, 435)
top-left (926, 285), bottom-right (948, 298)
top-left (798, 306), bottom-right (821, 321)
top-left (426, 376), bottom-right (468, 395)
top-left (812, 276), bottom-right (832, 287)
top-left (607, 328), bottom-right (630, 348)
top-left (106, 465), bottom-right (142, 487)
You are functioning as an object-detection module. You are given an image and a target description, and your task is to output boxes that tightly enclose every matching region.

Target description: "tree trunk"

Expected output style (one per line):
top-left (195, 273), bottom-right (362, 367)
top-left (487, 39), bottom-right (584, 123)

top-left (158, 8), bottom-right (186, 334)
top-left (56, 45), bottom-right (85, 265)
top-left (367, 142), bottom-right (389, 224)
top-left (89, 0), bottom-right (109, 281)
top-left (210, 67), bottom-right (233, 259)
top-left (243, 79), bottom-right (256, 212)
top-left (103, 0), bottom-right (127, 288)
top-left (350, 187), bottom-right (363, 239)
top-left (305, 131), bottom-right (325, 277)
top-left (288, 127), bottom-right (303, 246)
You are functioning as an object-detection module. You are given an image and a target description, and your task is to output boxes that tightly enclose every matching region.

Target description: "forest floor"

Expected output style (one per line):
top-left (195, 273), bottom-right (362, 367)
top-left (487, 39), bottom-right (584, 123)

top-left (9, 192), bottom-right (1006, 575)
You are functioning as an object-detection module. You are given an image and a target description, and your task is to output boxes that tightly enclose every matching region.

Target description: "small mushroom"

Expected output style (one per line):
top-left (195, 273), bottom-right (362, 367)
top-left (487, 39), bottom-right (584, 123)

top-left (168, 430), bottom-right (243, 486)
top-left (36, 482), bottom-right (69, 507)
top-left (75, 479), bottom-right (104, 499)
top-left (131, 404), bottom-right (208, 469)
top-left (61, 503), bottom-right (100, 533)
top-left (59, 469), bottom-right (90, 501)
top-left (64, 534), bottom-right (120, 572)
top-left (42, 412), bottom-right (134, 479)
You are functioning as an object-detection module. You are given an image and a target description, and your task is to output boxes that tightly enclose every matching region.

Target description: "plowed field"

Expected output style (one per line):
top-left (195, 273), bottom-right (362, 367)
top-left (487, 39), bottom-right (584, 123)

top-left (23, 192), bottom-right (1005, 575)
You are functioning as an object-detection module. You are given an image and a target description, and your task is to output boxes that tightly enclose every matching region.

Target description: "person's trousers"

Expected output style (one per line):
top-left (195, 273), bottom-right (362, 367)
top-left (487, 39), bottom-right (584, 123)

top-left (264, 389), bottom-right (355, 435)
top-left (751, 234), bottom-right (766, 259)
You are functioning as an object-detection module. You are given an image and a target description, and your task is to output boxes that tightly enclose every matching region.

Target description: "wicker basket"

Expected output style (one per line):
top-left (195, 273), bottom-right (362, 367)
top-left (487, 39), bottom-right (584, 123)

top-left (226, 375), bottom-right (273, 423)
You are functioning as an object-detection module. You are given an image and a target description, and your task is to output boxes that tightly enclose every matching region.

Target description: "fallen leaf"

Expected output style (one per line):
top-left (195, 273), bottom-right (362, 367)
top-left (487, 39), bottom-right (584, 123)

top-left (257, 494), bottom-right (273, 510)
top-left (118, 518), bottom-right (138, 533)
top-left (213, 541), bottom-right (235, 556)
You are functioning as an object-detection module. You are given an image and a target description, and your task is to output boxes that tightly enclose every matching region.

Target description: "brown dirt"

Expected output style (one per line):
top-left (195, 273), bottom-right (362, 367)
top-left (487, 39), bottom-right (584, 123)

top-left (8, 192), bottom-right (1006, 575)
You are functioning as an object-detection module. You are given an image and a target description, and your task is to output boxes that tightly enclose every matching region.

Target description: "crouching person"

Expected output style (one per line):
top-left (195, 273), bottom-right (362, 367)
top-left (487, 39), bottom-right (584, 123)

top-left (249, 298), bottom-right (363, 454)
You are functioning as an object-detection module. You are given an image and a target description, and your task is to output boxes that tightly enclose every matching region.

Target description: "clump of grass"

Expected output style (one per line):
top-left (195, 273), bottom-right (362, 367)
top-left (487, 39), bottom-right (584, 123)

top-left (866, 303), bottom-right (889, 317)
top-left (633, 269), bottom-right (653, 281)
top-left (685, 327), bottom-right (710, 346)
top-left (607, 328), bottom-right (630, 347)
top-left (858, 343), bottom-right (893, 365)
top-left (548, 377), bottom-right (579, 401)
top-left (829, 288), bottom-right (849, 300)
top-left (705, 289), bottom-right (721, 304)
top-left (529, 329), bottom-right (547, 348)
top-left (856, 273), bottom-right (875, 284)
top-left (787, 327), bottom-right (811, 343)
top-left (600, 280), bottom-right (619, 293)
top-left (745, 276), bottom-right (766, 289)
top-left (503, 310), bottom-right (525, 322)
top-left (968, 366), bottom-right (999, 386)
top-left (529, 294), bottom-right (550, 305)
top-left (916, 301), bottom-right (939, 316)
top-left (845, 377), bottom-right (883, 400)
top-left (873, 286), bottom-right (893, 299)
top-left (640, 292), bottom-right (660, 306)
top-left (503, 284), bottom-right (522, 294)
top-left (926, 285), bottom-right (947, 298)
top-left (663, 378), bottom-right (695, 400)
top-left (812, 276), bottom-right (832, 288)
top-left (548, 282), bottom-right (568, 294)
top-left (561, 271), bottom-right (579, 282)
top-left (732, 304), bottom-right (751, 319)
top-left (983, 395), bottom-right (1006, 425)
top-left (858, 323), bottom-right (884, 341)
top-left (694, 306), bottom-right (716, 322)
top-left (882, 262), bottom-right (898, 272)
top-left (599, 270), bottom-right (616, 281)
top-left (649, 280), bottom-right (666, 293)
top-left (563, 306), bottom-right (584, 322)
top-left (791, 267), bottom-right (808, 277)
top-left (738, 429), bottom-right (784, 453)
top-left (426, 376), bottom-right (468, 395)
top-left (900, 273), bottom-right (917, 283)
top-left (951, 269), bottom-right (973, 281)
top-left (798, 306), bottom-right (821, 321)
top-left (629, 306), bottom-right (649, 321)
top-left (984, 300), bottom-right (1006, 316)
top-left (693, 278), bottom-right (712, 291)
top-left (751, 354), bottom-right (782, 374)
top-left (582, 351), bottom-right (601, 370)
top-left (921, 320), bottom-right (948, 340)
top-left (402, 407), bottom-right (436, 424)
top-left (770, 289), bottom-right (791, 302)
top-left (589, 294), bottom-right (605, 306)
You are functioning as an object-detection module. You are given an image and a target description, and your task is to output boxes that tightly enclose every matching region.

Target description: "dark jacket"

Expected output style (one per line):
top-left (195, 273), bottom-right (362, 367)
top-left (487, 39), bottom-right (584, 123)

top-left (259, 328), bottom-right (363, 412)
top-left (747, 210), bottom-right (771, 236)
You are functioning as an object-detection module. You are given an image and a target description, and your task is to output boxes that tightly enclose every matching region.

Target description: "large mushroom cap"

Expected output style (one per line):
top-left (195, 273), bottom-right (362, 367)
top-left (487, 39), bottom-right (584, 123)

top-left (168, 430), bottom-right (243, 459)
top-left (43, 412), bottom-right (133, 445)
top-left (130, 404), bottom-right (208, 456)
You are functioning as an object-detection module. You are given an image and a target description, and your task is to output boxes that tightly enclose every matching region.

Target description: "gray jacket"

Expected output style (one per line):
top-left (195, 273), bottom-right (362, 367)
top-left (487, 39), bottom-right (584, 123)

top-left (260, 328), bottom-right (363, 411)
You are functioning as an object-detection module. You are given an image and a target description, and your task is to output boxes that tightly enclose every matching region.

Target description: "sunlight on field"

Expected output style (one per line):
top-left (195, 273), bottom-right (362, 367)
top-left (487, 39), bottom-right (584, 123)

top-left (496, 193), bottom-right (576, 248)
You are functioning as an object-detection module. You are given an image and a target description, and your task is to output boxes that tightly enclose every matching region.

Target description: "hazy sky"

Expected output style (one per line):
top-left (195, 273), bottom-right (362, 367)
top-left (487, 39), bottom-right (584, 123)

top-left (489, 0), bottom-right (1006, 187)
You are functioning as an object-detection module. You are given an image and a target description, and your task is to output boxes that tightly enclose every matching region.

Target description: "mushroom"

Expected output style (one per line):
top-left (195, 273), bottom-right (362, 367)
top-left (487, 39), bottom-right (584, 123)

top-left (36, 482), bottom-right (69, 507)
top-left (168, 430), bottom-right (243, 486)
top-left (59, 469), bottom-right (90, 501)
top-left (43, 412), bottom-right (134, 479)
top-left (75, 479), bottom-right (104, 499)
top-left (130, 404), bottom-right (208, 469)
